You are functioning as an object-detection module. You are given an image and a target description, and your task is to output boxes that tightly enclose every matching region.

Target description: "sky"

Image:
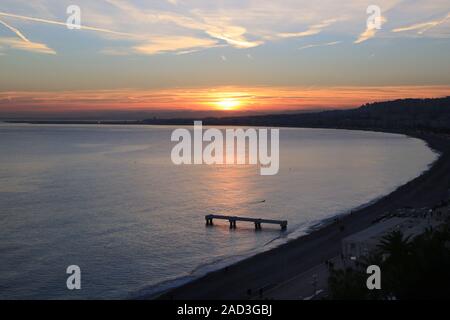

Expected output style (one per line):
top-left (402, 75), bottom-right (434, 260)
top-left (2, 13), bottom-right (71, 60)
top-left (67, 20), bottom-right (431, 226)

top-left (0, 0), bottom-right (449, 118)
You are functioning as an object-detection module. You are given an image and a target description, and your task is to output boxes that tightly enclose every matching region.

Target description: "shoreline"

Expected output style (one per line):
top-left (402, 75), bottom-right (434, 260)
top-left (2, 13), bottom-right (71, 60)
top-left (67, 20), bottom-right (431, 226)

top-left (155, 130), bottom-right (450, 300)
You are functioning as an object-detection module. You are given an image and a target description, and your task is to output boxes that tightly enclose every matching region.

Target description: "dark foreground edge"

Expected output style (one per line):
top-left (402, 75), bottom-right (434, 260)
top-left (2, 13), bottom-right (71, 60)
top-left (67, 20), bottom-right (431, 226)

top-left (1, 300), bottom-right (447, 319)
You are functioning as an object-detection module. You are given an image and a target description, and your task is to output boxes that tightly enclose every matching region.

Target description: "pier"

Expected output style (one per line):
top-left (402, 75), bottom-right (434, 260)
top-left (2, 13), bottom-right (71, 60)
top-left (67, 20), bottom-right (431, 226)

top-left (205, 214), bottom-right (287, 231)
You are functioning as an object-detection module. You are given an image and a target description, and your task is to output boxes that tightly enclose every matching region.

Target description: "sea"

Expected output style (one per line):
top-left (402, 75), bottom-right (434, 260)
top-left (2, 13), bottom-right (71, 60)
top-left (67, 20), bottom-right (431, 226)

top-left (0, 123), bottom-right (438, 299)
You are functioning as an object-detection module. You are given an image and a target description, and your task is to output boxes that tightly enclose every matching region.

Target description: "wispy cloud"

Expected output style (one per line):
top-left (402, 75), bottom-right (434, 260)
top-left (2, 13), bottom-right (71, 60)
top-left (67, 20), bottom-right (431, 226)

top-left (299, 41), bottom-right (341, 51)
top-left (205, 27), bottom-right (262, 49)
top-left (278, 19), bottom-right (340, 38)
top-left (0, 9), bottom-right (143, 55)
top-left (0, 11), bottom-right (135, 37)
top-left (392, 12), bottom-right (450, 34)
top-left (105, 0), bottom-right (263, 50)
top-left (0, 18), bottom-right (28, 41)
top-left (134, 36), bottom-right (218, 55)
top-left (175, 49), bottom-right (200, 55)
top-left (1, 5), bottom-right (259, 56)
top-left (2, 86), bottom-right (449, 113)
top-left (0, 0), bottom-right (449, 57)
top-left (0, 18), bottom-right (55, 54)
top-left (0, 37), bottom-right (56, 54)
top-left (355, 16), bottom-right (387, 44)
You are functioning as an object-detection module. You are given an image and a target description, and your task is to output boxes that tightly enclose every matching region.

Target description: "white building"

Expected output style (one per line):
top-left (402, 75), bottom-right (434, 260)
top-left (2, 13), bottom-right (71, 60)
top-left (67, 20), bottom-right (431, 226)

top-left (342, 217), bottom-right (436, 259)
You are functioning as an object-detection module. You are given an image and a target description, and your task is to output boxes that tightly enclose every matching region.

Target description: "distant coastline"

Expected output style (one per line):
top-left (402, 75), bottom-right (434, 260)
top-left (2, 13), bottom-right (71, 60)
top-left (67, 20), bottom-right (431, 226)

top-left (4, 96), bottom-right (450, 135)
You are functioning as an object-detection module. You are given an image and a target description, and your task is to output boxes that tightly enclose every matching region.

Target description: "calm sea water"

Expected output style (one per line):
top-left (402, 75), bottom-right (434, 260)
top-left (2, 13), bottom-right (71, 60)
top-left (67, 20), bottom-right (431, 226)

top-left (0, 123), bottom-right (437, 299)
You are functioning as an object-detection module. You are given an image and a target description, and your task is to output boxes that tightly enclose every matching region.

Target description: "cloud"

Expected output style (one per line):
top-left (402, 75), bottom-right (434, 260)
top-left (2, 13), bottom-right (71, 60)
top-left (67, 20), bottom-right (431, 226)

top-left (175, 49), bottom-right (200, 55)
top-left (2, 86), bottom-right (450, 113)
top-left (392, 12), bottom-right (450, 34)
top-left (0, 11), bottom-right (136, 38)
top-left (0, 8), bottom-right (152, 55)
top-left (0, 37), bottom-right (56, 54)
top-left (133, 36), bottom-right (218, 55)
top-left (0, 18), bottom-right (55, 54)
top-left (299, 41), bottom-right (341, 51)
top-left (0, 18), bottom-right (29, 42)
top-left (354, 16), bottom-right (387, 44)
top-left (1, 0), bottom-right (449, 57)
top-left (278, 19), bottom-right (339, 38)
top-left (105, 0), bottom-right (263, 49)
top-left (1, 4), bottom-right (261, 55)
top-left (204, 25), bottom-right (263, 49)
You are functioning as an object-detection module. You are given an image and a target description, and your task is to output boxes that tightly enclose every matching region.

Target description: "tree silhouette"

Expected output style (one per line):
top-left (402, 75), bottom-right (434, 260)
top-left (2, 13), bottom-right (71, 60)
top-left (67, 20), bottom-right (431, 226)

top-left (328, 221), bottom-right (450, 299)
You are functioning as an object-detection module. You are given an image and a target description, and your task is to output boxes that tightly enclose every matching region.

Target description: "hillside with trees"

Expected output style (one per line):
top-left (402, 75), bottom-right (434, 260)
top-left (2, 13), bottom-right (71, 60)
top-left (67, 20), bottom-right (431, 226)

top-left (143, 96), bottom-right (450, 133)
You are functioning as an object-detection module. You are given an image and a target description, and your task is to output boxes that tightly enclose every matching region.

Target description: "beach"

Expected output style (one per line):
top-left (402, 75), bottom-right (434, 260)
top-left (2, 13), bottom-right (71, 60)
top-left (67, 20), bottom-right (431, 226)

top-left (156, 132), bottom-right (450, 300)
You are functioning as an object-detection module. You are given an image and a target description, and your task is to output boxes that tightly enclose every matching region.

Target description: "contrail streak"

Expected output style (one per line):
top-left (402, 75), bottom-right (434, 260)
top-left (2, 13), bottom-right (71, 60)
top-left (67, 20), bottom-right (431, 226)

top-left (0, 11), bottom-right (137, 38)
top-left (0, 18), bottom-right (30, 42)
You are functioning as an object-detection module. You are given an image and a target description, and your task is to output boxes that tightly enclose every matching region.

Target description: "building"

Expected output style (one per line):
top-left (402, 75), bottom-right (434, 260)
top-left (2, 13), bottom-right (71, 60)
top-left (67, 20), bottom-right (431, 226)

top-left (342, 216), bottom-right (437, 259)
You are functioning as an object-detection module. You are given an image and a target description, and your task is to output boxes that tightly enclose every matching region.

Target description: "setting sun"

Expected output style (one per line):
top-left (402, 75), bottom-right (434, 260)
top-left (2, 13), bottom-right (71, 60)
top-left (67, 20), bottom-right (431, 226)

top-left (215, 98), bottom-right (241, 111)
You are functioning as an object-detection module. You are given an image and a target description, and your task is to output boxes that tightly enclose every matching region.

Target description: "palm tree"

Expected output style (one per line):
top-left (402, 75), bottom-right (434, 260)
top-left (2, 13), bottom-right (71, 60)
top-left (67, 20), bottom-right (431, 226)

top-left (377, 230), bottom-right (411, 261)
top-left (328, 267), bottom-right (368, 300)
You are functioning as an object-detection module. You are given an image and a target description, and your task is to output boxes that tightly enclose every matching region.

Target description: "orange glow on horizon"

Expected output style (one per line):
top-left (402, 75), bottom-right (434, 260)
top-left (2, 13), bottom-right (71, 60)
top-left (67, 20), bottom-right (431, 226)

top-left (0, 86), bottom-right (449, 114)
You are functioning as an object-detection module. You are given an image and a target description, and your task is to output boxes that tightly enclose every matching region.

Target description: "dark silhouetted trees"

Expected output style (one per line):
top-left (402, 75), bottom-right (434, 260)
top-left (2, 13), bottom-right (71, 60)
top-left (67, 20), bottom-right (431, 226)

top-left (328, 221), bottom-right (450, 299)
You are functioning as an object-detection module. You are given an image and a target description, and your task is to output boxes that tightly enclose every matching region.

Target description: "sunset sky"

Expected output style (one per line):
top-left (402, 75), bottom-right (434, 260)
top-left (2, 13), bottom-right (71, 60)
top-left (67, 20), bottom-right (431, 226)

top-left (0, 0), bottom-right (449, 118)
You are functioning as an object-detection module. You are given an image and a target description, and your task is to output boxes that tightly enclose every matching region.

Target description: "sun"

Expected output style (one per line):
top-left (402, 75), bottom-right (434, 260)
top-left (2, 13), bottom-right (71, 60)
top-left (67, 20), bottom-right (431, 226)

top-left (215, 98), bottom-right (241, 111)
